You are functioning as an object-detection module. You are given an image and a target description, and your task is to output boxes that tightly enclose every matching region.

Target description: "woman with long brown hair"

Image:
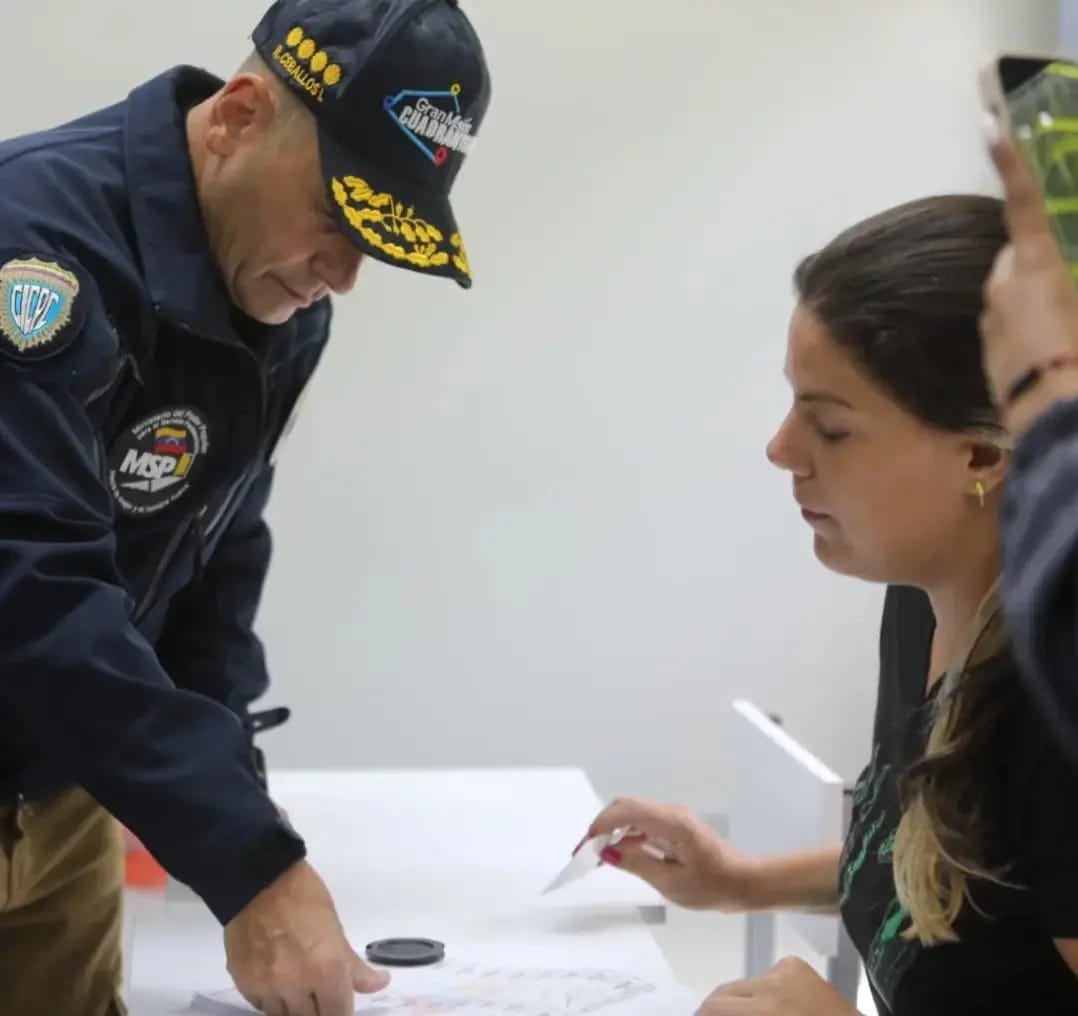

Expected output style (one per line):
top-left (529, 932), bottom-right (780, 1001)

top-left (583, 194), bottom-right (1078, 1015)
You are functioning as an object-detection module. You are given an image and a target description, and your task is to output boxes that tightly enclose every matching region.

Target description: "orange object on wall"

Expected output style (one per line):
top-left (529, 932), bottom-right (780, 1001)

top-left (122, 826), bottom-right (168, 890)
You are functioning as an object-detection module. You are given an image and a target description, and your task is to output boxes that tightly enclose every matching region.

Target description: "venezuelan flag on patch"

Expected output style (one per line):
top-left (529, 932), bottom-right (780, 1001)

top-left (154, 426), bottom-right (188, 456)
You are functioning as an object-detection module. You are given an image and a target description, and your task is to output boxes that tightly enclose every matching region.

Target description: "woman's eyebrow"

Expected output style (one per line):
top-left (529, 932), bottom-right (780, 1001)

top-left (797, 391), bottom-right (854, 408)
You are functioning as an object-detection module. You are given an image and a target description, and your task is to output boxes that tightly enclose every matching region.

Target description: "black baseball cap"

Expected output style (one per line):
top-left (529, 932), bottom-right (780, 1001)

top-left (252, 0), bottom-right (492, 289)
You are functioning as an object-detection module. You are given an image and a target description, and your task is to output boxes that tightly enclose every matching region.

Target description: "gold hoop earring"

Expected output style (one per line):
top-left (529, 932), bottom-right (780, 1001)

top-left (975, 480), bottom-right (986, 508)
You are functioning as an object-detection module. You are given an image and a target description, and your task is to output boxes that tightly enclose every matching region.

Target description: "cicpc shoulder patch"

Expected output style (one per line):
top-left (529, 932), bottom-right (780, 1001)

top-left (0, 253), bottom-right (86, 361)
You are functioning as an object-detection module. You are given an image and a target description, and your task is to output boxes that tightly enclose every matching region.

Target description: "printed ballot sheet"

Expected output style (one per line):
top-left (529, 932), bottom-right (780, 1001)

top-left (190, 960), bottom-right (695, 1014)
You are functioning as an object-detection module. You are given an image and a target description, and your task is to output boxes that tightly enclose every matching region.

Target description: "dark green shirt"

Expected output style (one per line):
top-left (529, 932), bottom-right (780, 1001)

top-left (839, 585), bottom-right (1078, 1015)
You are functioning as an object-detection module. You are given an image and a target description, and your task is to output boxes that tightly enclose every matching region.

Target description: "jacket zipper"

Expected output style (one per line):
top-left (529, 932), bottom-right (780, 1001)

top-left (159, 310), bottom-right (266, 542)
top-left (203, 470), bottom-right (250, 540)
top-left (132, 509), bottom-right (201, 625)
top-left (190, 508), bottom-right (206, 586)
top-left (129, 308), bottom-right (268, 622)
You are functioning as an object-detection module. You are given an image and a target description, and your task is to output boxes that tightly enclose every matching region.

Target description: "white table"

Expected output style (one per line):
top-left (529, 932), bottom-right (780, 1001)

top-left (126, 768), bottom-right (690, 1015)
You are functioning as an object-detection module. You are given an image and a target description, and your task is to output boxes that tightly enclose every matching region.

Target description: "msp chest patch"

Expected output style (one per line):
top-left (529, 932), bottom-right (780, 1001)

top-left (108, 407), bottom-right (210, 517)
top-left (0, 254), bottom-right (83, 360)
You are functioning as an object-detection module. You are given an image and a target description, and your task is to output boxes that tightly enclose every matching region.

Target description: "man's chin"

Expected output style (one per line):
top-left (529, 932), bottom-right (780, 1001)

top-left (255, 305), bottom-right (297, 326)
top-left (237, 294), bottom-right (297, 327)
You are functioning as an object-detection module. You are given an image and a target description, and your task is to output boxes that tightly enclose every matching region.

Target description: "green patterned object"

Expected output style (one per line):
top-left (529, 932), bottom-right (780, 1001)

top-left (1006, 62), bottom-right (1078, 280)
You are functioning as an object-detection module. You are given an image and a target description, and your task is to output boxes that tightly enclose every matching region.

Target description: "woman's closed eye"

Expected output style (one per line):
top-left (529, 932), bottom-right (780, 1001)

top-left (811, 420), bottom-right (850, 444)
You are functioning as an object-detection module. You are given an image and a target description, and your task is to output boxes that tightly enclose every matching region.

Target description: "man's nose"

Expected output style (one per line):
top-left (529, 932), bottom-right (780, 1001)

top-left (316, 242), bottom-right (365, 296)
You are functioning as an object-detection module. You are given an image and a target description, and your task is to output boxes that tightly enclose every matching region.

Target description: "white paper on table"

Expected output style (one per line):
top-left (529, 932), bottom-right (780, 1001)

top-left (190, 959), bottom-right (698, 1014)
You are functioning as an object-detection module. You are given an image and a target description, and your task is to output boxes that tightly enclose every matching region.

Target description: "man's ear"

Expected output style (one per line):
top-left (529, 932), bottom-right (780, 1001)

top-left (205, 75), bottom-right (277, 157)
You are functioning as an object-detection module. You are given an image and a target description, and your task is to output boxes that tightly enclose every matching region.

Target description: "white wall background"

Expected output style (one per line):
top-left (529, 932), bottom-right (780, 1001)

top-left (6, 1), bottom-right (1061, 816)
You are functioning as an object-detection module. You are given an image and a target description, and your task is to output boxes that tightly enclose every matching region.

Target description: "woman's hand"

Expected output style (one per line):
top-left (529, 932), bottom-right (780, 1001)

top-left (583, 798), bottom-right (759, 911)
top-left (697, 957), bottom-right (863, 1015)
top-left (981, 123), bottom-right (1078, 433)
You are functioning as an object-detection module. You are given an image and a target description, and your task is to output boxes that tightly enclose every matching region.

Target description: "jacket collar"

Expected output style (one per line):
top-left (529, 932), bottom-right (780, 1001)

top-left (125, 66), bottom-right (243, 342)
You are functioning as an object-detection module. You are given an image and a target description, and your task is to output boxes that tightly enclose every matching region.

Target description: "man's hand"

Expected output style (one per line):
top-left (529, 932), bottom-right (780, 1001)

top-left (224, 859), bottom-right (390, 1016)
top-left (697, 957), bottom-right (862, 1015)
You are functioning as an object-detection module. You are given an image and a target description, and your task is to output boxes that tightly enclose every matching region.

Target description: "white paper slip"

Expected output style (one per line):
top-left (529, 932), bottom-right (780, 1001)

top-left (542, 829), bottom-right (669, 896)
top-left (190, 960), bottom-right (697, 1015)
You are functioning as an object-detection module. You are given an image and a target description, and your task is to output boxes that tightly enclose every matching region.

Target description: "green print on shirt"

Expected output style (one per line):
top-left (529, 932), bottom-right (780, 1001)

top-left (867, 832), bottom-right (918, 1004)
top-left (840, 745), bottom-right (890, 905)
top-left (841, 746), bottom-right (920, 1009)
top-left (841, 812), bottom-right (886, 904)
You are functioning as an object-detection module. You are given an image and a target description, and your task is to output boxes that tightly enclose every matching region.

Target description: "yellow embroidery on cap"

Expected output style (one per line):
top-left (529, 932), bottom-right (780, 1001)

top-left (331, 176), bottom-right (471, 279)
top-left (273, 27), bottom-right (342, 99)
top-left (450, 233), bottom-right (470, 279)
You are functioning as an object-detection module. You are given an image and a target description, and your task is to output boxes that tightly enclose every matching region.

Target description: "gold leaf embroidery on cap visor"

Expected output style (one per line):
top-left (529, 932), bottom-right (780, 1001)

top-left (331, 176), bottom-right (471, 279)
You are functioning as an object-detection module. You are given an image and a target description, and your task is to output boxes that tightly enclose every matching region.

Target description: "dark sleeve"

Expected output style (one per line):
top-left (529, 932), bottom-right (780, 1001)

top-left (155, 464), bottom-right (275, 722)
top-left (1008, 702), bottom-right (1078, 938)
top-left (0, 315), bottom-right (303, 925)
top-left (998, 397), bottom-right (1078, 768)
top-left (873, 585), bottom-right (901, 745)
top-left (873, 584), bottom-right (934, 748)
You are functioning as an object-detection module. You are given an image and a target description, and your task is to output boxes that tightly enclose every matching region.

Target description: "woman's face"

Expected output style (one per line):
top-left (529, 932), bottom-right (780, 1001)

top-left (766, 303), bottom-right (997, 588)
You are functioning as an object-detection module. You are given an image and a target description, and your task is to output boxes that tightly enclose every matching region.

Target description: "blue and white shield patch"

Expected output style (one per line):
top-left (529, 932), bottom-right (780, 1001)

top-left (0, 255), bottom-right (81, 359)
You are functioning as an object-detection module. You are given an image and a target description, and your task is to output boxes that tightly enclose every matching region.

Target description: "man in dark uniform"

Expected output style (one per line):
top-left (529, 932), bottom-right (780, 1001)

top-left (0, 0), bottom-right (491, 1012)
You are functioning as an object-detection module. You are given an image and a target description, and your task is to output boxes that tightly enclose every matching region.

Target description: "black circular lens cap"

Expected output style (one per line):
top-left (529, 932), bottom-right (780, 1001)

top-left (366, 937), bottom-right (445, 967)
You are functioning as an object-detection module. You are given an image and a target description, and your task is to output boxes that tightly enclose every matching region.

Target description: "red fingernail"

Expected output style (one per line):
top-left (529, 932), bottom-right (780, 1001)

top-left (599, 847), bottom-right (622, 865)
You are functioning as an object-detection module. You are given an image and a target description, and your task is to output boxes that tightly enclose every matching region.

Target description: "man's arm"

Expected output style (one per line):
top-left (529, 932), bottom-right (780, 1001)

top-left (0, 281), bottom-right (302, 925)
top-left (999, 396), bottom-right (1078, 769)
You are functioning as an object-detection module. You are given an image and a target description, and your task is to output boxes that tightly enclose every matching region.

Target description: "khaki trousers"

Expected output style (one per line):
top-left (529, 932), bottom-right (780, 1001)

top-left (0, 787), bottom-right (126, 1016)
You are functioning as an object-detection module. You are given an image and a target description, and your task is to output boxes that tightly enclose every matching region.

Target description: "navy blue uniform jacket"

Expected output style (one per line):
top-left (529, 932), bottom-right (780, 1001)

top-left (0, 67), bottom-right (320, 922)
top-left (1002, 397), bottom-right (1078, 770)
